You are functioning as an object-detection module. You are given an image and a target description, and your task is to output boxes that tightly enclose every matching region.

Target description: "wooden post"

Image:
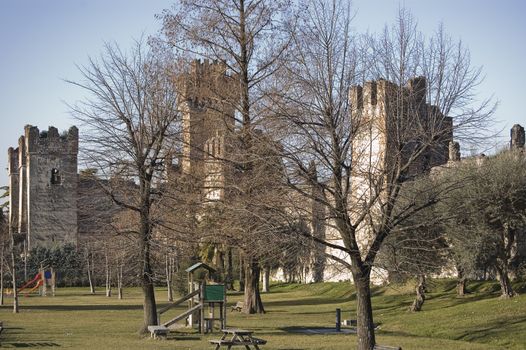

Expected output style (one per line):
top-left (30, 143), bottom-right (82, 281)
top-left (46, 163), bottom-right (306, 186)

top-left (222, 283), bottom-right (227, 329)
top-left (209, 302), bottom-right (214, 333)
top-left (188, 272), bottom-right (193, 327)
top-left (39, 266), bottom-right (45, 296)
top-left (200, 281), bottom-right (205, 334)
top-left (336, 308), bottom-right (341, 332)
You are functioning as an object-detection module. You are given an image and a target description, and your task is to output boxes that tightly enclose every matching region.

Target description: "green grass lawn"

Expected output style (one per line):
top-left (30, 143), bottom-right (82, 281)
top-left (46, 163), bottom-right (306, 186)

top-left (1, 280), bottom-right (525, 349)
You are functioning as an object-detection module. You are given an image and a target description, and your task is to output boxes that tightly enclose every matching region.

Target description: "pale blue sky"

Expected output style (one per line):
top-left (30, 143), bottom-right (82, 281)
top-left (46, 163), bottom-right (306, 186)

top-left (1, 0), bottom-right (525, 187)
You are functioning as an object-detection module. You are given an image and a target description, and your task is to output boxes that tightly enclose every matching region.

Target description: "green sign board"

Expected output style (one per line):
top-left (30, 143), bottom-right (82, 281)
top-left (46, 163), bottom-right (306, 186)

top-left (204, 284), bottom-right (225, 301)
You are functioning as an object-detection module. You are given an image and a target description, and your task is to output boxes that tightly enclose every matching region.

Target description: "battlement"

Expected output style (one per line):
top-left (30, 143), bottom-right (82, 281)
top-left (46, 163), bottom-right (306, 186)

top-left (449, 141), bottom-right (461, 161)
top-left (190, 59), bottom-right (228, 79)
top-left (350, 77), bottom-right (427, 112)
top-left (180, 59), bottom-right (235, 106)
top-left (511, 124), bottom-right (525, 149)
top-left (24, 125), bottom-right (78, 154)
top-left (7, 147), bottom-right (19, 174)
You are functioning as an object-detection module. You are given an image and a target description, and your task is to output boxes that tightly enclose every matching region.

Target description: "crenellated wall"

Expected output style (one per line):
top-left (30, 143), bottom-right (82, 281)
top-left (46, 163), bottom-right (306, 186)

top-left (8, 125), bottom-right (79, 249)
top-left (350, 77), bottom-right (453, 182)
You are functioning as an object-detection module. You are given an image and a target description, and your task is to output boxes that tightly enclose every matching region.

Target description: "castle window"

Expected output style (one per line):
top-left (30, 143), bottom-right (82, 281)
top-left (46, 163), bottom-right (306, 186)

top-left (51, 168), bottom-right (61, 184)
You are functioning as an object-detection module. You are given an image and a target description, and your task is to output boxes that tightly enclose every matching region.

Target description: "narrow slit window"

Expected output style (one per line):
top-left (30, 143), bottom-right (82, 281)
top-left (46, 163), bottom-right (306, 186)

top-left (51, 168), bottom-right (61, 184)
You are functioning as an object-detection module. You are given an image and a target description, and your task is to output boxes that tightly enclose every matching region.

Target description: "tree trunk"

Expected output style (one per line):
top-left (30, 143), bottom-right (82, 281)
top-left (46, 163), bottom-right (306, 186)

top-left (239, 254), bottom-right (245, 292)
top-left (105, 250), bottom-right (112, 297)
top-left (354, 274), bottom-right (375, 350)
top-left (495, 264), bottom-right (515, 298)
top-left (117, 263), bottom-right (123, 300)
top-left (456, 266), bottom-right (467, 296)
top-left (139, 208), bottom-right (158, 333)
top-left (1, 243), bottom-right (4, 306)
top-left (243, 258), bottom-right (265, 314)
top-left (166, 254), bottom-right (173, 302)
top-left (410, 275), bottom-right (426, 312)
top-left (11, 233), bottom-right (19, 313)
top-left (213, 247), bottom-right (225, 283)
top-left (457, 277), bottom-right (467, 296)
top-left (225, 248), bottom-right (234, 290)
top-left (87, 251), bottom-right (95, 294)
top-left (262, 265), bottom-right (270, 293)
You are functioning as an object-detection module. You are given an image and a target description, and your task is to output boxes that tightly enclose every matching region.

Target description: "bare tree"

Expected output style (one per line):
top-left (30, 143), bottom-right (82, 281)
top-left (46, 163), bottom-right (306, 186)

top-left (157, 0), bottom-right (296, 314)
top-left (67, 39), bottom-right (181, 332)
top-left (266, 4), bottom-right (494, 349)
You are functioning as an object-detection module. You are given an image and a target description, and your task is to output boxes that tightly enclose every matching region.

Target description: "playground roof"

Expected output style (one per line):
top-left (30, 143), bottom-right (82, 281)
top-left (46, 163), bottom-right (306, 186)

top-left (185, 262), bottom-right (216, 273)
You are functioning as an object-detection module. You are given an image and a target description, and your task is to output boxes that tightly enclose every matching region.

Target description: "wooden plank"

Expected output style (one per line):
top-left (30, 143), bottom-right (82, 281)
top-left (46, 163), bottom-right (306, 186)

top-left (209, 340), bottom-right (256, 346)
top-left (163, 304), bottom-right (203, 328)
top-left (158, 289), bottom-right (200, 315)
top-left (209, 340), bottom-right (235, 345)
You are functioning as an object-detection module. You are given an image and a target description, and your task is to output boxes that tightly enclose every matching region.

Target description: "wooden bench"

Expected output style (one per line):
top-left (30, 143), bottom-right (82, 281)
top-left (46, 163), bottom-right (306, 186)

top-left (210, 328), bottom-right (266, 349)
top-left (231, 301), bottom-right (244, 312)
top-left (374, 345), bottom-right (402, 350)
top-left (147, 325), bottom-right (169, 339)
top-left (210, 339), bottom-right (267, 347)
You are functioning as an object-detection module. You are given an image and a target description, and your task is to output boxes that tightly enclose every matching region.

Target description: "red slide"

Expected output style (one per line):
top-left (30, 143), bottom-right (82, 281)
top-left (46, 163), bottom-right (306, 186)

top-left (23, 279), bottom-right (44, 295)
top-left (18, 273), bottom-right (41, 293)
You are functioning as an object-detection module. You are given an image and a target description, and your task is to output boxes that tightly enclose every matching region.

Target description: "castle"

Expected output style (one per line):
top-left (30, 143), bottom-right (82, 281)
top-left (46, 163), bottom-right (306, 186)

top-left (6, 60), bottom-right (524, 284)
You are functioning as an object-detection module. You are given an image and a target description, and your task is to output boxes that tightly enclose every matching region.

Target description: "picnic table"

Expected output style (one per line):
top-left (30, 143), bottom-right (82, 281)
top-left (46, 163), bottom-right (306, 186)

top-left (209, 328), bottom-right (267, 349)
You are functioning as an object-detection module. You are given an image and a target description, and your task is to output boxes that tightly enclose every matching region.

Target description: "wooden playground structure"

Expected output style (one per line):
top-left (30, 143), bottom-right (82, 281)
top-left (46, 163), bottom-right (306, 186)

top-left (154, 263), bottom-right (227, 336)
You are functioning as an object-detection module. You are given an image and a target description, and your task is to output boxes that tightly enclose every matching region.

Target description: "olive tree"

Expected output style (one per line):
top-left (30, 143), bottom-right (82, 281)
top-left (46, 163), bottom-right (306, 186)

top-left (439, 149), bottom-right (526, 298)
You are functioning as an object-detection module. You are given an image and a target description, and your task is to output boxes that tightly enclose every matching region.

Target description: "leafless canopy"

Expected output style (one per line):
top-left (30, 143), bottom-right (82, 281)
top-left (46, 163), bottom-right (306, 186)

top-left (67, 39), bottom-right (181, 332)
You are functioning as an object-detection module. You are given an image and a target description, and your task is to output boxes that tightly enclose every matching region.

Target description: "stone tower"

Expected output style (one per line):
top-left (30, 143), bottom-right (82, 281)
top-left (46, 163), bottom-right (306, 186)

top-left (510, 124), bottom-right (525, 150)
top-left (348, 77), bottom-right (452, 260)
top-left (8, 125), bottom-right (78, 249)
top-left (179, 60), bottom-right (236, 179)
top-left (350, 77), bottom-right (453, 182)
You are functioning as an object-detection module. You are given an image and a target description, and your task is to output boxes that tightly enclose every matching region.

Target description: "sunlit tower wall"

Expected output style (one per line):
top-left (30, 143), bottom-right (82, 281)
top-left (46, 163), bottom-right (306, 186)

top-left (8, 125), bottom-right (78, 249)
top-left (348, 77), bottom-right (452, 265)
top-left (178, 59), bottom-right (237, 185)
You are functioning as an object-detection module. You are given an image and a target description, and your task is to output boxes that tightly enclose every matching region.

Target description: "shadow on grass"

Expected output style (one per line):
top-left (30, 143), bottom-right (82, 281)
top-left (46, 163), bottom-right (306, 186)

top-left (2, 342), bottom-right (60, 347)
top-left (11, 304), bottom-right (143, 312)
top-left (281, 326), bottom-right (356, 335)
top-left (453, 316), bottom-right (526, 343)
top-left (170, 336), bottom-right (201, 341)
top-left (420, 292), bottom-right (502, 312)
top-left (264, 297), bottom-right (350, 308)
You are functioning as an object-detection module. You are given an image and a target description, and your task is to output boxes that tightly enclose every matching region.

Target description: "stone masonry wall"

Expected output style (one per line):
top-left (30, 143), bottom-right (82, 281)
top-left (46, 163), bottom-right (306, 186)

top-left (11, 125), bottom-right (79, 249)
